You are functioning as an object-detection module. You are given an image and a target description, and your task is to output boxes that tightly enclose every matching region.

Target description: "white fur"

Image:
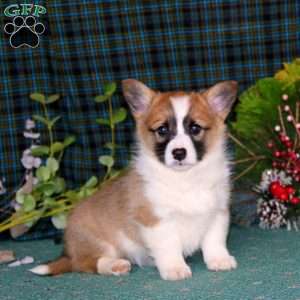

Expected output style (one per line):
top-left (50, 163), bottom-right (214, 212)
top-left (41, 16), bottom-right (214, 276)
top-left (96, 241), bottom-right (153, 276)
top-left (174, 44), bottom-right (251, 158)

top-left (171, 96), bottom-right (190, 135)
top-left (118, 232), bottom-right (154, 267)
top-left (133, 132), bottom-right (236, 280)
top-left (165, 96), bottom-right (197, 168)
top-left (29, 264), bottom-right (50, 275)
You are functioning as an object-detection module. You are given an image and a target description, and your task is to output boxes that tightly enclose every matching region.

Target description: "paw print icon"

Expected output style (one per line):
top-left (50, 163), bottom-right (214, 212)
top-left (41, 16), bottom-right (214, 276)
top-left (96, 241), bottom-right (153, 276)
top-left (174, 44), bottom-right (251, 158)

top-left (4, 16), bottom-right (45, 48)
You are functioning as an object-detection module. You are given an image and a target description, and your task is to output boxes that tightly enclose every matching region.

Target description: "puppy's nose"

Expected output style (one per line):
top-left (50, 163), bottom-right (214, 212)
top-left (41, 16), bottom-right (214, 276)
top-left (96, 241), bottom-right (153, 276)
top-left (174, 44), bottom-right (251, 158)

top-left (172, 148), bottom-right (187, 161)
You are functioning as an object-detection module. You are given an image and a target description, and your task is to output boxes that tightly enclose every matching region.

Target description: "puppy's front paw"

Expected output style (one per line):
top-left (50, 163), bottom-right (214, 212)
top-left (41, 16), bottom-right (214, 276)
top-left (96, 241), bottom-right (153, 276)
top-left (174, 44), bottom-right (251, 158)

top-left (206, 255), bottom-right (237, 271)
top-left (160, 263), bottom-right (192, 281)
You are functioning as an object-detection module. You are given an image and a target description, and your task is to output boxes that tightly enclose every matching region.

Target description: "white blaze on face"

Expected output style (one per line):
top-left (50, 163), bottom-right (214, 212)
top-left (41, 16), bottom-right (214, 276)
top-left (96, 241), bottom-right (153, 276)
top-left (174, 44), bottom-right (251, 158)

top-left (165, 96), bottom-right (197, 169)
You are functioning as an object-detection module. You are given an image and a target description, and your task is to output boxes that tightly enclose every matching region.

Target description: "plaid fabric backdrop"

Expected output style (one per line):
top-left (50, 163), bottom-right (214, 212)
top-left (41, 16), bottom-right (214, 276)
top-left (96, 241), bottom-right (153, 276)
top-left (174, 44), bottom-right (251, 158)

top-left (0, 0), bottom-right (299, 239)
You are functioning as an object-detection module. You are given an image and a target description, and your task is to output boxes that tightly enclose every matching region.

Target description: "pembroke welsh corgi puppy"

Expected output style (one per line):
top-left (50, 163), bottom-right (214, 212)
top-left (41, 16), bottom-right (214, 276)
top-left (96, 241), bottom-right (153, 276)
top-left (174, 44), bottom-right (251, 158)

top-left (30, 79), bottom-right (238, 281)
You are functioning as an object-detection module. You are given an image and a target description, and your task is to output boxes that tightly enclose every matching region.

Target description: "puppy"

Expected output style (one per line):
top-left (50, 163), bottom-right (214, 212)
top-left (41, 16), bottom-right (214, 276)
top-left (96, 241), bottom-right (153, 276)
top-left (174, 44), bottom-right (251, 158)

top-left (30, 79), bottom-right (238, 281)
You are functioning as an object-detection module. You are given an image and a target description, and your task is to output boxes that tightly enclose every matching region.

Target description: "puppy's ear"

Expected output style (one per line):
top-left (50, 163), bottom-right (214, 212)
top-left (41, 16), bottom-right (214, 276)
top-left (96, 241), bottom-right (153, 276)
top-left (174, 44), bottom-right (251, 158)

top-left (122, 79), bottom-right (155, 117)
top-left (205, 81), bottom-right (238, 120)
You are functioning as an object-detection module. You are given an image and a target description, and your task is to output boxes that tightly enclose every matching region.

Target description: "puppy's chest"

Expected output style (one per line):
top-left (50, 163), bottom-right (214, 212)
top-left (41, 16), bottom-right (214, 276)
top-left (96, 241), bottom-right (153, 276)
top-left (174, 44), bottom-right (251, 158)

top-left (171, 212), bottom-right (213, 255)
top-left (145, 177), bottom-right (221, 216)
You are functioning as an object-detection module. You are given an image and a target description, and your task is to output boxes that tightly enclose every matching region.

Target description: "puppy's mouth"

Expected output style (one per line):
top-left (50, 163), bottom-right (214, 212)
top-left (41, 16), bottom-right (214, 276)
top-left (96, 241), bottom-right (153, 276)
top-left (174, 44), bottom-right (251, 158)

top-left (167, 160), bottom-right (195, 171)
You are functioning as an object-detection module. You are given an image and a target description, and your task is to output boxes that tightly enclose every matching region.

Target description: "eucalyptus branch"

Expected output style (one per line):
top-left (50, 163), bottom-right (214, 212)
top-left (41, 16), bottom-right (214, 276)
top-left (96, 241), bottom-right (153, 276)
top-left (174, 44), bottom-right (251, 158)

top-left (228, 133), bottom-right (256, 157)
top-left (232, 160), bottom-right (259, 182)
top-left (0, 93), bottom-right (97, 235)
top-left (42, 102), bottom-right (54, 156)
top-left (231, 155), bottom-right (267, 165)
top-left (95, 82), bottom-right (127, 181)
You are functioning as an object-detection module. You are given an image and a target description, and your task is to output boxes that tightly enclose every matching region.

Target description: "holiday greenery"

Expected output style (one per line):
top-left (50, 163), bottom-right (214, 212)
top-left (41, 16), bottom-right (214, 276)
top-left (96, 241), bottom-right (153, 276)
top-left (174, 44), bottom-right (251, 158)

top-left (230, 58), bottom-right (300, 230)
top-left (0, 83), bottom-right (127, 236)
top-left (230, 58), bottom-right (300, 181)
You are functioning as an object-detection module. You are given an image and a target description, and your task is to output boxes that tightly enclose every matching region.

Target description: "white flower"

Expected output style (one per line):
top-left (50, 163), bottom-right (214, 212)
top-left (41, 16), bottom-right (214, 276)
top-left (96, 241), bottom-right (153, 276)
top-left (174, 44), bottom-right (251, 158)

top-left (11, 200), bottom-right (21, 211)
top-left (25, 119), bottom-right (35, 130)
top-left (21, 149), bottom-right (42, 170)
top-left (23, 131), bottom-right (40, 139)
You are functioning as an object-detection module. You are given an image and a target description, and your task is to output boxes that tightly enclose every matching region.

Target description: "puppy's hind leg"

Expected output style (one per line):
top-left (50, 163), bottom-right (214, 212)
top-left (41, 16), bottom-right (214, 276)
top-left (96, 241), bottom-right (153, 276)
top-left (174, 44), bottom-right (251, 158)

top-left (96, 257), bottom-right (132, 276)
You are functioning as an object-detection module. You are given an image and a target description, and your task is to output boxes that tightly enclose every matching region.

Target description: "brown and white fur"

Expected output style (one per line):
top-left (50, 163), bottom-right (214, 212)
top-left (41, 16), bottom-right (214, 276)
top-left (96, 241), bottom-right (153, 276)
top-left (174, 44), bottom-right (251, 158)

top-left (30, 79), bottom-right (238, 281)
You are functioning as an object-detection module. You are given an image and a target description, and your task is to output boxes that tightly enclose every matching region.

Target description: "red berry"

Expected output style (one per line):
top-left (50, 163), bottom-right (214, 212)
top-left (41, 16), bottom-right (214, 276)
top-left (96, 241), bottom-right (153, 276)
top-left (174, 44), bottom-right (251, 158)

top-left (269, 181), bottom-right (280, 195)
top-left (288, 151), bottom-right (297, 160)
top-left (286, 186), bottom-right (296, 195)
top-left (285, 141), bottom-right (293, 148)
top-left (280, 136), bottom-right (286, 143)
top-left (273, 151), bottom-right (281, 158)
top-left (280, 162), bottom-right (286, 168)
top-left (278, 192), bottom-right (289, 201)
top-left (272, 162), bottom-right (278, 168)
top-left (281, 151), bottom-right (287, 158)
top-left (290, 197), bottom-right (300, 205)
top-left (267, 141), bottom-right (274, 148)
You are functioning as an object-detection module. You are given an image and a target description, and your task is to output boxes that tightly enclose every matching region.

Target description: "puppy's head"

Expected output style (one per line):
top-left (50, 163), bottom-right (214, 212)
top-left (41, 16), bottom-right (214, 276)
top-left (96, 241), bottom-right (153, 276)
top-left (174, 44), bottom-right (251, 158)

top-left (122, 79), bottom-right (237, 171)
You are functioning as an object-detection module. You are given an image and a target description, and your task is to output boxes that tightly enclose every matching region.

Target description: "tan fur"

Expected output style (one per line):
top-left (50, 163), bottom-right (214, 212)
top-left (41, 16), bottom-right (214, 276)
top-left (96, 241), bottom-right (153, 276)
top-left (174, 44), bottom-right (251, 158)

top-left (47, 257), bottom-right (73, 275)
top-left (46, 169), bottom-right (159, 274)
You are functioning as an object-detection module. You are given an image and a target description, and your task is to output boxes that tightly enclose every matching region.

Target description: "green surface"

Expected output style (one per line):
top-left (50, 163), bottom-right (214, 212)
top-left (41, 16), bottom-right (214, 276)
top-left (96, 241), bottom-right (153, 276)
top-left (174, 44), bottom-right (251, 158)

top-left (1, 226), bottom-right (300, 300)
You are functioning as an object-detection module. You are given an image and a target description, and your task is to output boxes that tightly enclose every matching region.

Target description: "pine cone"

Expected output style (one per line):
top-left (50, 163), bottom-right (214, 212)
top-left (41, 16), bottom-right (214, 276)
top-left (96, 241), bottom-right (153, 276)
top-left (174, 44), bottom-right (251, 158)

top-left (257, 198), bottom-right (287, 229)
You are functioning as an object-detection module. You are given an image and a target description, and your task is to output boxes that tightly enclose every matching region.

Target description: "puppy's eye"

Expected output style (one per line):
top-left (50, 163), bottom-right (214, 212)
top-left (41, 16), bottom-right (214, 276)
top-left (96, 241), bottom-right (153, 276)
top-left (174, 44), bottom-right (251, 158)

top-left (156, 125), bottom-right (169, 137)
top-left (189, 123), bottom-right (202, 135)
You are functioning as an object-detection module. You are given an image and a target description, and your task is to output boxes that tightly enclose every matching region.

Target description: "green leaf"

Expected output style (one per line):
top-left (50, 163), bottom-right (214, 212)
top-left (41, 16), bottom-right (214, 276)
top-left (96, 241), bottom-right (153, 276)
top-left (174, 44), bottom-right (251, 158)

top-left (112, 107), bottom-right (127, 124)
top-left (36, 166), bottom-right (51, 182)
top-left (50, 142), bottom-right (64, 154)
top-left (104, 142), bottom-right (114, 150)
top-left (46, 94), bottom-right (60, 104)
top-left (104, 142), bottom-right (120, 150)
top-left (83, 187), bottom-right (96, 197)
top-left (51, 213), bottom-right (67, 229)
top-left (103, 82), bottom-right (117, 96)
top-left (65, 190), bottom-right (79, 200)
top-left (63, 135), bottom-right (76, 147)
top-left (44, 197), bottom-right (55, 206)
top-left (77, 189), bottom-right (87, 199)
top-left (95, 95), bottom-right (109, 103)
top-left (84, 176), bottom-right (98, 188)
top-left (109, 169), bottom-right (121, 179)
top-left (37, 182), bottom-right (56, 196)
top-left (96, 118), bottom-right (110, 126)
top-left (23, 194), bottom-right (36, 212)
top-left (46, 157), bottom-right (59, 175)
top-left (49, 116), bottom-right (61, 128)
top-left (99, 155), bottom-right (114, 168)
top-left (33, 115), bottom-right (49, 126)
top-left (54, 177), bottom-right (66, 193)
top-left (257, 78), bottom-right (282, 102)
top-left (30, 93), bottom-right (46, 104)
top-left (16, 191), bottom-right (25, 204)
top-left (30, 145), bottom-right (49, 156)
top-left (25, 220), bottom-right (35, 228)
